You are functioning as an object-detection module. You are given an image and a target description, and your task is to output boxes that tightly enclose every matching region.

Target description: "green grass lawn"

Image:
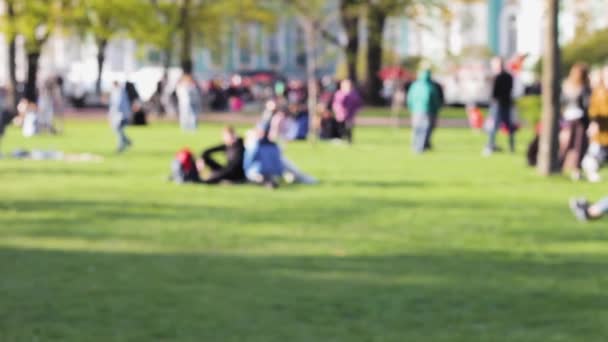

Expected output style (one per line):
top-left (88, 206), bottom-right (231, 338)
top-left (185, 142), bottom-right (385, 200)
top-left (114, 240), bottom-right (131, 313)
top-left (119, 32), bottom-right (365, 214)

top-left (359, 106), bottom-right (467, 119)
top-left (1, 121), bottom-right (607, 341)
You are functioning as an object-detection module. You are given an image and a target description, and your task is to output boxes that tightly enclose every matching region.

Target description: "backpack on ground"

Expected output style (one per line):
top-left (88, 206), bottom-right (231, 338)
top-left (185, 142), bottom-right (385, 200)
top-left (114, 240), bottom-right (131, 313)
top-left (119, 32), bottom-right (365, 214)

top-left (170, 148), bottom-right (201, 183)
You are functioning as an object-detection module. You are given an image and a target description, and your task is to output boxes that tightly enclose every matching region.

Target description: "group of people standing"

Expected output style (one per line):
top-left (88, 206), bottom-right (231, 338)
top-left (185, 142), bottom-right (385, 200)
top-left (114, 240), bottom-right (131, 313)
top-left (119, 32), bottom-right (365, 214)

top-left (561, 62), bottom-right (608, 222)
top-left (12, 77), bottom-right (64, 138)
top-left (559, 63), bottom-right (608, 182)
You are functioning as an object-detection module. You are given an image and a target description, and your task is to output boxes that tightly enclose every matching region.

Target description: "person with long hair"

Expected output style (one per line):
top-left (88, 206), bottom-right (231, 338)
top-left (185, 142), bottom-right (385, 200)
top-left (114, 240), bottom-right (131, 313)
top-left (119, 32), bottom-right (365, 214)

top-left (581, 65), bottom-right (608, 182)
top-left (560, 62), bottom-right (591, 180)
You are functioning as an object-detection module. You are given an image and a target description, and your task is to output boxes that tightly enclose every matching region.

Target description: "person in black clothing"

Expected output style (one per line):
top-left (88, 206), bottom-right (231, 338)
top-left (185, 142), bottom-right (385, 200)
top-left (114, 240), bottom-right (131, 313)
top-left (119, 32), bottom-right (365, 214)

top-left (198, 126), bottom-right (246, 184)
top-left (485, 57), bottom-right (515, 155)
top-left (125, 82), bottom-right (147, 125)
top-left (424, 79), bottom-right (445, 150)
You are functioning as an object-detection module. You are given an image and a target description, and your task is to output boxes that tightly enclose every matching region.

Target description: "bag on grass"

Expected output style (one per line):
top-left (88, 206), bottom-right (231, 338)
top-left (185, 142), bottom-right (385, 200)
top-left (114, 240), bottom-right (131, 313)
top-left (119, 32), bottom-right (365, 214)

top-left (170, 148), bottom-right (200, 183)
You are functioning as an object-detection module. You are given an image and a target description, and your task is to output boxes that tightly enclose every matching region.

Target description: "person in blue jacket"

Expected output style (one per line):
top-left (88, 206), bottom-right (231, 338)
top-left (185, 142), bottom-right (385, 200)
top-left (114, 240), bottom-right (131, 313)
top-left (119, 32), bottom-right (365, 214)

top-left (243, 126), bottom-right (284, 188)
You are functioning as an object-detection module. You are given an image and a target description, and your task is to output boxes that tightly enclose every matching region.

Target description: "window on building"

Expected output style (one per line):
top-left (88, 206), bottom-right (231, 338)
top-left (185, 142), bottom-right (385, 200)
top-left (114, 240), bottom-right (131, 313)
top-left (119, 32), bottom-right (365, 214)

top-left (268, 32), bottom-right (280, 66)
top-left (295, 27), bottom-right (306, 67)
top-left (239, 24), bottom-right (252, 67)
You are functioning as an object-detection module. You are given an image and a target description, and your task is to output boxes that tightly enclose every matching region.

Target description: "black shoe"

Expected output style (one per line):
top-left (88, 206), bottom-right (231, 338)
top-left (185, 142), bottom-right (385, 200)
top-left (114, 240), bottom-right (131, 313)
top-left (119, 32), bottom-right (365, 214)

top-left (569, 198), bottom-right (590, 222)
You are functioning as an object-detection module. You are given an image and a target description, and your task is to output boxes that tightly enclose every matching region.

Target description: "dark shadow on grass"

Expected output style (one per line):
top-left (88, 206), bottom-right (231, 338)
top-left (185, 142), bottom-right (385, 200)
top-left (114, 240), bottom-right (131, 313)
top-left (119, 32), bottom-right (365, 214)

top-left (0, 247), bottom-right (606, 341)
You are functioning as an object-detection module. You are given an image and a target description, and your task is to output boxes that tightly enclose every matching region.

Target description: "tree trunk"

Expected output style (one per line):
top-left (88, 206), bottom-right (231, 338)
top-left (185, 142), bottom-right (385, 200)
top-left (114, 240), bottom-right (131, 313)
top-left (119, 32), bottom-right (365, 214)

top-left (96, 39), bottom-right (108, 95)
top-left (180, 0), bottom-right (193, 74)
top-left (6, 0), bottom-right (17, 110)
top-left (537, 0), bottom-right (561, 175)
top-left (24, 52), bottom-right (41, 103)
top-left (365, 5), bottom-right (386, 105)
top-left (340, 1), bottom-right (359, 83)
top-left (303, 20), bottom-right (318, 141)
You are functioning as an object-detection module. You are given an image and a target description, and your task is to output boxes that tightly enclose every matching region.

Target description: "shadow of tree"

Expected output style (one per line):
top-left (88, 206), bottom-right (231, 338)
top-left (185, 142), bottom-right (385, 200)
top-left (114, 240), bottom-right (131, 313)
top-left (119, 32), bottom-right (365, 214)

top-left (0, 247), bottom-right (606, 341)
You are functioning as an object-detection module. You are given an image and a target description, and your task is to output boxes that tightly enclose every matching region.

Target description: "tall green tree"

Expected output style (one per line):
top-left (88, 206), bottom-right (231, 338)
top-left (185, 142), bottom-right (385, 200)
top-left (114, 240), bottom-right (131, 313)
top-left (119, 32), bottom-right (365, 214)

top-left (67, 0), bottom-right (154, 94)
top-left (5, 0), bottom-right (57, 102)
top-left (1, 0), bottom-right (18, 110)
top-left (145, 0), bottom-right (274, 75)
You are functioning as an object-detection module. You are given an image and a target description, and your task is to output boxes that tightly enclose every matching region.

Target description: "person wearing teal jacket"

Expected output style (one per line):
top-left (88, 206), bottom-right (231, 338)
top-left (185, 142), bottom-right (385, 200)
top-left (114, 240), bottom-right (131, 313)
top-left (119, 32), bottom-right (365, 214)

top-left (407, 69), bottom-right (442, 153)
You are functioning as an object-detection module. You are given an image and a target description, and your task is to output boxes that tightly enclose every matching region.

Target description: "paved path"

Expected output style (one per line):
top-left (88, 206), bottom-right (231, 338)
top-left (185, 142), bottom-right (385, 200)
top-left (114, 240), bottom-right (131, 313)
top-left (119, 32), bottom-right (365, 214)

top-left (63, 108), bottom-right (470, 128)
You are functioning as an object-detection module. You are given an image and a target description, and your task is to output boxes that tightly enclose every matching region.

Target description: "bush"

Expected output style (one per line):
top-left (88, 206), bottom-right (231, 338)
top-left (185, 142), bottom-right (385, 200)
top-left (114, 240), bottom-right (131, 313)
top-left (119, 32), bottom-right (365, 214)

top-left (536, 29), bottom-right (608, 74)
top-left (517, 95), bottom-right (542, 126)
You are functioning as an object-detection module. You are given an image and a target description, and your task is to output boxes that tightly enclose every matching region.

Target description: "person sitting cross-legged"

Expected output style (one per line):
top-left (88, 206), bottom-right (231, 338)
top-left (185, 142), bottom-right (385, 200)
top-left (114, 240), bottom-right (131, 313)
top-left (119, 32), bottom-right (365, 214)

top-left (570, 197), bottom-right (608, 221)
top-left (198, 126), bottom-right (246, 184)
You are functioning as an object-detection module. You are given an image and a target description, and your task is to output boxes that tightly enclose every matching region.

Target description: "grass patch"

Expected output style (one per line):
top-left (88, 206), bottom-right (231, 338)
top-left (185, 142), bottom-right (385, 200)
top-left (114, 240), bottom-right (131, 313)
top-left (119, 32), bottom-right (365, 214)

top-left (1, 121), bottom-right (607, 341)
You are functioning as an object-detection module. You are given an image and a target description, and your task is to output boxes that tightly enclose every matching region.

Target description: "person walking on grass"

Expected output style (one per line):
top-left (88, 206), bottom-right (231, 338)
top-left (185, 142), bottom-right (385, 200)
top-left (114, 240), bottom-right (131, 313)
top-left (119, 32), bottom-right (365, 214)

top-left (407, 68), bottom-right (442, 154)
top-left (108, 81), bottom-right (132, 153)
top-left (484, 57), bottom-right (515, 156)
top-left (570, 197), bottom-right (608, 221)
top-left (176, 74), bottom-right (202, 131)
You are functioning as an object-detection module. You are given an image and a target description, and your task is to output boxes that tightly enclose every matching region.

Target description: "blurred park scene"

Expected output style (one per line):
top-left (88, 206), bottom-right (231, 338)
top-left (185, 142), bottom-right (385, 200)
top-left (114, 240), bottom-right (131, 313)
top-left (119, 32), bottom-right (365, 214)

top-left (1, 0), bottom-right (608, 341)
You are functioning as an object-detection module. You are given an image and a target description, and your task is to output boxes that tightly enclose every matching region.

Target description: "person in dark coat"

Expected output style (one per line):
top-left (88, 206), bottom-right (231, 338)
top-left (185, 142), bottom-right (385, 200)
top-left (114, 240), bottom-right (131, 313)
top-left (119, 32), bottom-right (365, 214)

top-left (125, 81), bottom-right (147, 125)
top-left (198, 126), bottom-right (246, 184)
top-left (424, 79), bottom-right (445, 150)
top-left (484, 57), bottom-right (515, 155)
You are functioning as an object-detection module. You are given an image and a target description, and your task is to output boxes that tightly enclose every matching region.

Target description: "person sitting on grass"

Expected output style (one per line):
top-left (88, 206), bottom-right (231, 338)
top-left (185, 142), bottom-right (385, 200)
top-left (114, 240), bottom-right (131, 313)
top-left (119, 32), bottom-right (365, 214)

top-left (243, 126), bottom-right (284, 189)
top-left (570, 197), bottom-right (608, 221)
top-left (197, 126), bottom-right (246, 184)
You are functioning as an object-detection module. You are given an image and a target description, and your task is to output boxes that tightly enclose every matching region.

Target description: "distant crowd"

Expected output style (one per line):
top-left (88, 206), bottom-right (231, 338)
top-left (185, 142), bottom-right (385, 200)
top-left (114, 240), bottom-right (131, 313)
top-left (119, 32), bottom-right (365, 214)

top-left (0, 59), bottom-right (607, 220)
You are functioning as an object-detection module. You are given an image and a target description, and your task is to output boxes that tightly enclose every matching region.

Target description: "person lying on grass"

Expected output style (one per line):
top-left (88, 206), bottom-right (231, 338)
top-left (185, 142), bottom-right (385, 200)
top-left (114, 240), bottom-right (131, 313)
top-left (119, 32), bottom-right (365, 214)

top-left (570, 197), bottom-right (608, 221)
top-left (196, 125), bottom-right (246, 184)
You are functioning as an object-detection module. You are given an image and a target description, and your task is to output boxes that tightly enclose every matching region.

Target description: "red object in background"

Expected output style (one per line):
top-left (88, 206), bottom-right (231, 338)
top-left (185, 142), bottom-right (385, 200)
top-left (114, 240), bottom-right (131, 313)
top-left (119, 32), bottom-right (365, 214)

top-left (377, 66), bottom-right (414, 81)
top-left (251, 73), bottom-right (274, 83)
top-left (467, 106), bottom-right (484, 129)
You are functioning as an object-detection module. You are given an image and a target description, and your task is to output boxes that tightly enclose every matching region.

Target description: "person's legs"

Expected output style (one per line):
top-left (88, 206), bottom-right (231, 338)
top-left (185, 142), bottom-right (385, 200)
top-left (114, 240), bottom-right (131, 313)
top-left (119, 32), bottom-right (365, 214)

top-left (412, 114), bottom-right (429, 154)
top-left (485, 104), bottom-right (500, 153)
top-left (281, 156), bottom-right (318, 184)
top-left (344, 121), bottom-right (354, 144)
top-left (424, 114), bottom-right (437, 150)
top-left (582, 143), bottom-right (604, 182)
top-left (497, 104), bottom-right (515, 153)
top-left (337, 121), bottom-right (347, 141)
top-left (570, 197), bottom-right (608, 221)
top-left (589, 197), bottom-right (608, 218)
top-left (114, 121), bottom-right (129, 152)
